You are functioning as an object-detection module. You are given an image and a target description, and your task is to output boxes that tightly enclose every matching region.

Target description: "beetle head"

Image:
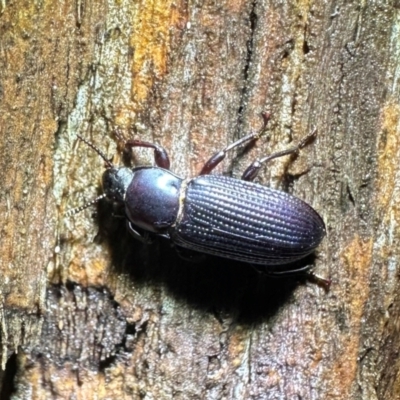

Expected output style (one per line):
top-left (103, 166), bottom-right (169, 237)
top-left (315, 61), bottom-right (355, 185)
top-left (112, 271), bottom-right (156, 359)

top-left (102, 167), bottom-right (134, 203)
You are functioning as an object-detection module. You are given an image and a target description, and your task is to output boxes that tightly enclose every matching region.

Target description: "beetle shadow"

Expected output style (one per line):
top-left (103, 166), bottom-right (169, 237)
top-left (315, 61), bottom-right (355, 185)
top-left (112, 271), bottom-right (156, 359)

top-left (95, 200), bottom-right (315, 325)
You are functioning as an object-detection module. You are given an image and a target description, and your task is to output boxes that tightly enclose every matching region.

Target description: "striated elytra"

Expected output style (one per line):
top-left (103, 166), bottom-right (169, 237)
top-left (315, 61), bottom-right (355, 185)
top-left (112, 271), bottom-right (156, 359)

top-left (76, 121), bottom-right (325, 275)
top-left (172, 174), bottom-right (325, 266)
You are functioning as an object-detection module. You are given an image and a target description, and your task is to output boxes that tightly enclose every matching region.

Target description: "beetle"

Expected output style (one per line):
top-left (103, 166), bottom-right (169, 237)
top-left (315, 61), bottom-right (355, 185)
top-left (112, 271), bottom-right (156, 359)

top-left (74, 118), bottom-right (325, 275)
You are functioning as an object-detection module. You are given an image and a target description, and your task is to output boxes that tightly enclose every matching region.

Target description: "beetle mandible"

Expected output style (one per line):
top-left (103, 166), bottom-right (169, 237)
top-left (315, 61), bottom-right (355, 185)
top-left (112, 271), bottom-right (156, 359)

top-left (75, 118), bottom-right (325, 275)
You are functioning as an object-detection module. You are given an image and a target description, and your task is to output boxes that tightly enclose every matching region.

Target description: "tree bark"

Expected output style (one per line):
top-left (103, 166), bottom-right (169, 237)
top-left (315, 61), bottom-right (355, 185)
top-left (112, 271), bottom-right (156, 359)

top-left (1, 0), bottom-right (399, 399)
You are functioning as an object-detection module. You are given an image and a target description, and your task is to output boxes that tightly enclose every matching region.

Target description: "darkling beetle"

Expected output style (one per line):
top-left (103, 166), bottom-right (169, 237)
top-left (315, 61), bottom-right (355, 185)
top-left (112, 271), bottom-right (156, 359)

top-left (72, 116), bottom-right (326, 277)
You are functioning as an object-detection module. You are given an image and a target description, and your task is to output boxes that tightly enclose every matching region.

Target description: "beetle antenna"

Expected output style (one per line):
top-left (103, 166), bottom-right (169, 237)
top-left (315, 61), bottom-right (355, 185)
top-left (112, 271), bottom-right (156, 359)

top-left (76, 135), bottom-right (114, 168)
top-left (66, 193), bottom-right (107, 217)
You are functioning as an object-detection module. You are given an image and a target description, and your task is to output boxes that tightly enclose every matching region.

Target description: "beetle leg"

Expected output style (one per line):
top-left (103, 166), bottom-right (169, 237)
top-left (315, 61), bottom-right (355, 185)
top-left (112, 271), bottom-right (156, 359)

top-left (126, 221), bottom-right (153, 244)
top-left (263, 263), bottom-right (313, 275)
top-left (125, 140), bottom-right (171, 170)
top-left (254, 264), bottom-right (330, 289)
top-left (306, 271), bottom-right (331, 290)
top-left (272, 266), bottom-right (331, 290)
top-left (200, 113), bottom-right (271, 175)
top-left (157, 232), bottom-right (171, 240)
top-left (199, 132), bottom-right (259, 175)
top-left (174, 245), bottom-right (208, 263)
top-left (241, 129), bottom-right (317, 181)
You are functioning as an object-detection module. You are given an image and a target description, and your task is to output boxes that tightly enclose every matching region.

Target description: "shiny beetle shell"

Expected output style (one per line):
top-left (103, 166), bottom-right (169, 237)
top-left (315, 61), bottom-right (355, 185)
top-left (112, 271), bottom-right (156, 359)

top-left (170, 174), bottom-right (325, 265)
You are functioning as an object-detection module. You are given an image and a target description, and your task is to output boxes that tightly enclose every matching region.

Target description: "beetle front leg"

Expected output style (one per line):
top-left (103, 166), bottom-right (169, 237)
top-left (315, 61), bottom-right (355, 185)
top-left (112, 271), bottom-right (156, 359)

top-left (241, 129), bottom-right (317, 181)
top-left (125, 140), bottom-right (171, 170)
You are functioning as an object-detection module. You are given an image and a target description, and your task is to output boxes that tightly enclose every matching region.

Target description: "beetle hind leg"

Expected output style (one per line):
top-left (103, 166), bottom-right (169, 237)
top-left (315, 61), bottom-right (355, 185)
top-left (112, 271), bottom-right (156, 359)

top-left (253, 263), bottom-right (330, 289)
top-left (241, 129), bottom-right (317, 181)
